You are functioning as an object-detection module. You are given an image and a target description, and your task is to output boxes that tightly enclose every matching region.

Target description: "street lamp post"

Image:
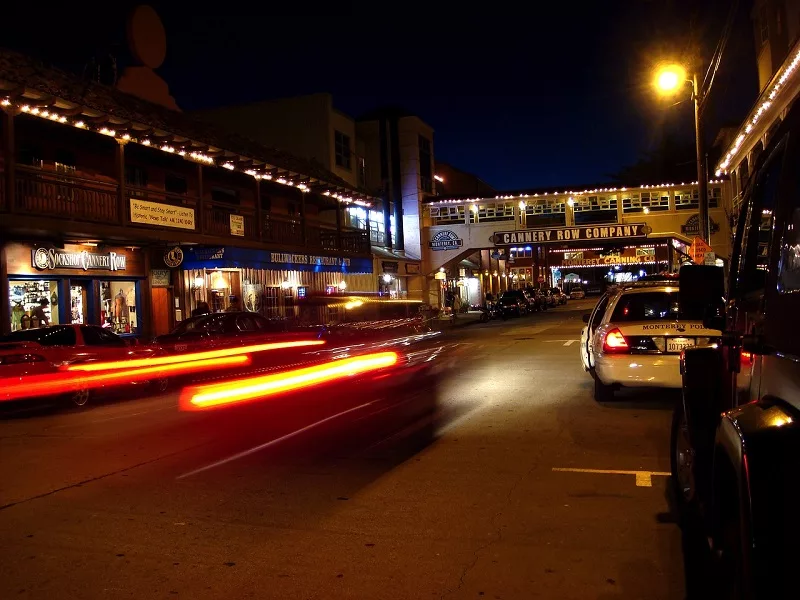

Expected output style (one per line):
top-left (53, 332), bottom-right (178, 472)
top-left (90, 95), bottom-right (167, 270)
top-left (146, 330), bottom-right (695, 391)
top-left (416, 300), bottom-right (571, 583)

top-left (655, 64), bottom-right (710, 242)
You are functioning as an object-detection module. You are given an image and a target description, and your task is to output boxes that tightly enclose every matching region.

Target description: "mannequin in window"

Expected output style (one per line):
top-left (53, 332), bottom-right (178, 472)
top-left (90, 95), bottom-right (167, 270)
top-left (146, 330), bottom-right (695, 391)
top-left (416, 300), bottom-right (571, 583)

top-left (113, 288), bottom-right (129, 327)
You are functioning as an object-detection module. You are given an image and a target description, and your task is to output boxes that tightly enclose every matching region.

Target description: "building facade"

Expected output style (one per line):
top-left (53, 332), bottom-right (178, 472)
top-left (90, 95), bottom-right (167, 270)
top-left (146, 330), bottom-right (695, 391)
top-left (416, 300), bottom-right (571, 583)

top-left (198, 98), bottom-right (436, 302)
top-left (422, 180), bottom-right (732, 307)
top-left (0, 48), bottom-right (377, 338)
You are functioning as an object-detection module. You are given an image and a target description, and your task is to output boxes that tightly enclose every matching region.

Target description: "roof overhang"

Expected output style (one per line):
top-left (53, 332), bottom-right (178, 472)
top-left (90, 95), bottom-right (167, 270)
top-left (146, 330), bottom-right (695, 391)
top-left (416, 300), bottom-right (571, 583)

top-left (0, 80), bottom-right (377, 208)
top-left (716, 37), bottom-right (800, 176)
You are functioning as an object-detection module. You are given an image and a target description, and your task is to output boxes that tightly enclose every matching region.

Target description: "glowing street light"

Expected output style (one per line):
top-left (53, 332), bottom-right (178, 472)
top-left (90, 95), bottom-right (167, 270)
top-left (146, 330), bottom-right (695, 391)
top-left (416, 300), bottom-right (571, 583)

top-left (654, 64), bottom-right (687, 95)
top-left (652, 61), bottom-right (710, 242)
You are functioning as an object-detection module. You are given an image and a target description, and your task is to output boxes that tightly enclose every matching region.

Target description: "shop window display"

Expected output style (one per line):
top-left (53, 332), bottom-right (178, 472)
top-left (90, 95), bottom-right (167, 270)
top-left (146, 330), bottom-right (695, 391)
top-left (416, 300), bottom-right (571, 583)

top-left (9, 281), bottom-right (59, 331)
top-left (100, 281), bottom-right (138, 334)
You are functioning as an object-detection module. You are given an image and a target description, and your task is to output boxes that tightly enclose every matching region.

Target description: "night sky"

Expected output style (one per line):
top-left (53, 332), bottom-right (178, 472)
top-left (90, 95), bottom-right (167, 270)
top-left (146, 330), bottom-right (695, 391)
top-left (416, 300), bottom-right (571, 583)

top-left (3, 1), bottom-right (758, 191)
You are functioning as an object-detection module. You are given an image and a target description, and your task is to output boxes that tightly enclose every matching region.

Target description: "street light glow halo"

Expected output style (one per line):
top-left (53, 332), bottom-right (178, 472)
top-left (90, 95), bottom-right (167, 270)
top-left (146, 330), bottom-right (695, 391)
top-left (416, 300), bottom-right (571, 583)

top-left (654, 63), bottom-right (687, 94)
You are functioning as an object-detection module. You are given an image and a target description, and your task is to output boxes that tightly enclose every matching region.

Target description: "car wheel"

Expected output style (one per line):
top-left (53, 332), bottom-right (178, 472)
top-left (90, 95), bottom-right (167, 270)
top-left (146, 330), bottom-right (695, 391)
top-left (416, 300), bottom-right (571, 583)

top-left (69, 387), bottom-right (90, 407)
top-left (671, 400), bottom-right (699, 524)
top-left (593, 375), bottom-right (614, 402)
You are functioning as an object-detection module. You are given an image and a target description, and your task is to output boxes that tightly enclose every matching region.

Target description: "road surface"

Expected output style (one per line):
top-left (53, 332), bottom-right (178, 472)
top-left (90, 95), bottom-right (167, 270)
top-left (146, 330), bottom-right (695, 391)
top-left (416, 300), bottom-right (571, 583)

top-left (0, 300), bottom-right (686, 599)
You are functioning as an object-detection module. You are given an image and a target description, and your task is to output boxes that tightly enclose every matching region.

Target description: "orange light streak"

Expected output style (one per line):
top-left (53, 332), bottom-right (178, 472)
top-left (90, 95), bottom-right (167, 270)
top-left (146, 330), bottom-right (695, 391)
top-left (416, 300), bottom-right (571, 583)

top-left (1, 355), bottom-right (249, 402)
top-left (181, 351), bottom-right (399, 410)
top-left (63, 340), bottom-right (325, 372)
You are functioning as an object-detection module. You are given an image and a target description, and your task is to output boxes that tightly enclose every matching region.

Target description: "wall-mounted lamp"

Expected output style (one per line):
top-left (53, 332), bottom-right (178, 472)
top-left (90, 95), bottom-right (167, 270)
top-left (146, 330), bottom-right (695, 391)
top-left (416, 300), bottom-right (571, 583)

top-left (193, 276), bottom-right (204, 289)
top-left (337, 281), bottom-right (348, 291)
top-left (281, 280), bottom-right (292, 290)
top-left (382, 273), bottom-right (393, 284)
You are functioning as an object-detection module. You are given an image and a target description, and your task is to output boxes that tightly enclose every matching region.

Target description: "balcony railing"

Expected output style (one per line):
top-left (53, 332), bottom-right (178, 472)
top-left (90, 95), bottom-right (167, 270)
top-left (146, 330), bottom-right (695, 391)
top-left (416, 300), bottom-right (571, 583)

top-left (204, 201), bottom-right (257, 238)
top-left (15, 166), bottom-right (118, 223)
top-left (1, 168), bottom-right (372, 255)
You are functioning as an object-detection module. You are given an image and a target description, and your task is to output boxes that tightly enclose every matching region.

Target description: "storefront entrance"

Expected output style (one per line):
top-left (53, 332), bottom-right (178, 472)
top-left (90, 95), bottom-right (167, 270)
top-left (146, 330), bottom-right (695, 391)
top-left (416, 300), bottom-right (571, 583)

top-left (4, 243), bottom-right (146, 336)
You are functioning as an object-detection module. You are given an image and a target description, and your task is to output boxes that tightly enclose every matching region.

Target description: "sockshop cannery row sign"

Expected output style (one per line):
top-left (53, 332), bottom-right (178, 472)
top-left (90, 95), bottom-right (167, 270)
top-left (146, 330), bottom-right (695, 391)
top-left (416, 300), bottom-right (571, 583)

top-left (493, 223), bottom-right (650, 245)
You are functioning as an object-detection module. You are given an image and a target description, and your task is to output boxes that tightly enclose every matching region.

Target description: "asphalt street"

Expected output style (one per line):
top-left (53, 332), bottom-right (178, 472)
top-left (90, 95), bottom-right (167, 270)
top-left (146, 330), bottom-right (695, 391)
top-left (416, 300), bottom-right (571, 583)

top-left (0, 299), bottom-right (686, 599)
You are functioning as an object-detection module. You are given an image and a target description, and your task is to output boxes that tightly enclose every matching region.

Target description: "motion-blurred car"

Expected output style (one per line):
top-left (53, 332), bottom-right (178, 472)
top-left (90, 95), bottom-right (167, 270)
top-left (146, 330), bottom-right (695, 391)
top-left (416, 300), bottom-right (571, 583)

top-left (0, 324), bottom-right (161, 406)
top-left (569, 287), bottom-right (586, 300)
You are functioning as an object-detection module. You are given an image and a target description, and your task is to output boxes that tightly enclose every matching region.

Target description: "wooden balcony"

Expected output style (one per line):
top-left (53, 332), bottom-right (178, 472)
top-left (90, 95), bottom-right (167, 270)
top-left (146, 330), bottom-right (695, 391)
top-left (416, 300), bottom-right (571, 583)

top-left (15, 165), bottom-right (118, 224)
top-left (2, 168), bottom-right (371, 255)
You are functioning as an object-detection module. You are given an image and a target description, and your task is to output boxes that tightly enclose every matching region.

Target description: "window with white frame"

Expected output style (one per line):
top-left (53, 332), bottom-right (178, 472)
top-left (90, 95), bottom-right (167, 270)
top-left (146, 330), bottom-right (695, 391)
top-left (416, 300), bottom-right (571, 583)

top-left (525, 198), bottom-right (566, 215)
top-left (469, 202), bottom-right (515, 223)
top-left (430, 204), bottom-right (466, 225)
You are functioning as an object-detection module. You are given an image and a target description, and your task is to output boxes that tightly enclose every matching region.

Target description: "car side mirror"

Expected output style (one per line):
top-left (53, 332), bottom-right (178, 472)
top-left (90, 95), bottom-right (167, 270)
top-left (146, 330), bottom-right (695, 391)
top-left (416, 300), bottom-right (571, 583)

top-left (582, 313), bottom-right (591, 323)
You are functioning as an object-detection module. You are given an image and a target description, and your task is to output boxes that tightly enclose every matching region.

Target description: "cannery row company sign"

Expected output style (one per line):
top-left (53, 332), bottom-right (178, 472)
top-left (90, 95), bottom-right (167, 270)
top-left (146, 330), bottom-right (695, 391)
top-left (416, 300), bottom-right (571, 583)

top-left (494, 223), bottom-right (649, 245)
top-left (32, 247), bottom-right (126, 271)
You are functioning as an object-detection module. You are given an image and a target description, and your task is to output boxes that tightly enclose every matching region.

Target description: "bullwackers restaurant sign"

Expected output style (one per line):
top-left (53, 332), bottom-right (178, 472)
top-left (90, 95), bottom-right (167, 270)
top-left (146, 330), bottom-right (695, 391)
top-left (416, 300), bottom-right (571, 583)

top-left (494, 223), bottom-right (649, 245)
top-left (32, 247), bottom-right (127, 271)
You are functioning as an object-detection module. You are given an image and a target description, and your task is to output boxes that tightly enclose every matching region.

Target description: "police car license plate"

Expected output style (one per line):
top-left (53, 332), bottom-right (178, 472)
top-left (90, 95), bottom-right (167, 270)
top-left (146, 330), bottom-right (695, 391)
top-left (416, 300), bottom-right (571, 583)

top-left (667, 337), bottom-right (695, 353)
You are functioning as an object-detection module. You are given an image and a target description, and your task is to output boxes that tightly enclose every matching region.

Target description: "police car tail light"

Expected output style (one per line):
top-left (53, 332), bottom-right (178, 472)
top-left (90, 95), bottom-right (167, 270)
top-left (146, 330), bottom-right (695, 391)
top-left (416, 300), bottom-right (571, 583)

top-left (603, 329), bottom-right (629, 352)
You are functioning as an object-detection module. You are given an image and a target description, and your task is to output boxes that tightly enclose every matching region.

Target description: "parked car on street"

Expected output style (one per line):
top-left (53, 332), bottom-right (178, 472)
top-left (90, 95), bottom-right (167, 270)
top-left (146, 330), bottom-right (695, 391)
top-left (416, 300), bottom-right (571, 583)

top-left (672, 103), bottom-right (800, 598)
top-left (569, 287), bottom-right (586, 300)
top-left (550, 288), bottom-right (568, 305)
top-left (496, 291), bottom-right (529, 318)
top-left (579, 279), bottom-right (722, 402)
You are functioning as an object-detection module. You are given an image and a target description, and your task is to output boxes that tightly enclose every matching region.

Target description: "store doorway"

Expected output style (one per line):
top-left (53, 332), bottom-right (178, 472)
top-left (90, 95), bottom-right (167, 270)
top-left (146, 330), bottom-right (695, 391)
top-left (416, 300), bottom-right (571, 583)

top-left (151, 287), bottom-right (173, 337)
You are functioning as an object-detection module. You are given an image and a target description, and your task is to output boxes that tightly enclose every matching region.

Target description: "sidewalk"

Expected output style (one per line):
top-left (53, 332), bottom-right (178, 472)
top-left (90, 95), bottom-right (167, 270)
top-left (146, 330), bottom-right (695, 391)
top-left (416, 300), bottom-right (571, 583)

top-left (430, 310), bottom-right (485, 331)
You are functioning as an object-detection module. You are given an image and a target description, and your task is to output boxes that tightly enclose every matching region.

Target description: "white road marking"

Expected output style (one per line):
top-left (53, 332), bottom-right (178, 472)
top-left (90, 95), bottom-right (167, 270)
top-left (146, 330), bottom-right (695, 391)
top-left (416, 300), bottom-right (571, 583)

top-left (542, 339), bottom-right (579, 346)
top-left (177, 401), bottom-right (377, 479)
top-left (552, 467), bottom-right (670, 487)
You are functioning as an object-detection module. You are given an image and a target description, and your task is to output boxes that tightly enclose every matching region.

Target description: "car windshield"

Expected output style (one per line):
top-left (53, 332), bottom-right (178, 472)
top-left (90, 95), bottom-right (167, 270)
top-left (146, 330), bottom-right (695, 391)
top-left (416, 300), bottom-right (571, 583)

top-left (610, 291), bottom-right (680, 321)
top-left (0, 326), bottom-right (77, 346)
top-left (169, 314), bottom-right (230, 335)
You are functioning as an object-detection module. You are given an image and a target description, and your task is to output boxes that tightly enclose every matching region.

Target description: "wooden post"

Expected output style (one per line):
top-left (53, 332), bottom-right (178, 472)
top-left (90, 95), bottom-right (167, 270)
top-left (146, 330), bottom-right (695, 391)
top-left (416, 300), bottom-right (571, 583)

top-left (335, 202), bottom-right (343, 250)
top-left (2, 108), bottom-right (16, 213)
top-left (254, 178), bottom-right (262, 241)
top-left (197, 163), bottom-right (204, 234)
top-left (115, 141), bottom-right (126, 225)
top-left (300, 191), bottom-right (308, 245)
top-left (0, 244), bottom-right (9, 335)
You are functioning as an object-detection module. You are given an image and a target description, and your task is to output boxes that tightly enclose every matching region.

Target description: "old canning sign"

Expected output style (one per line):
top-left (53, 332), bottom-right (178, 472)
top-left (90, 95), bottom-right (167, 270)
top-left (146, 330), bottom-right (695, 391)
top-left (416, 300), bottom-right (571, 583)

top-left (429, 230), bottom-right (463, 251)
top-left (493, 223), bottom-right (648, 245)
top-left (32, 247), bottom-right (126, 271)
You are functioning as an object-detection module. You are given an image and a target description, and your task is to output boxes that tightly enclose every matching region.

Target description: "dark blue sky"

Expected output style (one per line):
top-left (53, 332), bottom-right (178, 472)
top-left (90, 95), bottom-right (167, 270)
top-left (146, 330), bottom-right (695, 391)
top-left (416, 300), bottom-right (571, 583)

top-left (3, 1), bottom-right (758, 191)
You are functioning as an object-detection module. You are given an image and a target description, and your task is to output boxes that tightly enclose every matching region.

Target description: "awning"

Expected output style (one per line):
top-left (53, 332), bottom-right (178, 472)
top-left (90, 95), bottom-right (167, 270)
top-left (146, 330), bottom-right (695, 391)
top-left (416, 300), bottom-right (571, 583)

top-left (180, 246), bottom-right (373, 274)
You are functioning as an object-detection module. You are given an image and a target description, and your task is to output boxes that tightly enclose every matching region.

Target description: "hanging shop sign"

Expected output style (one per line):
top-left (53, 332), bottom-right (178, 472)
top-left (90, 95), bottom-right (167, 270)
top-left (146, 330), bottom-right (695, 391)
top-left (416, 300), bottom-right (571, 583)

top-left (163, 246), bottom-right (184, 268)
top-left (560, 254), bottom-right (656, 267)
top-left (382, 261), bottom-right (399, 274)
top-left (32, 247), bottom-right (126, 271)
top-left (180, 246), bottom-right (373, 274)
top-left (150, 269), bottom-right (171, 287)
top-left (405, 263), bottom-right (421, 275)
top-left (494, 223), bottom-right (648, 245)
top-left (429, 230), bottom-right (463, 251)
top-left (681, 214), bottom-right (720, 236)
top-left (230, 214), bottom-right (245, 237)
top-left (130, 199), bottom-right (196, 230)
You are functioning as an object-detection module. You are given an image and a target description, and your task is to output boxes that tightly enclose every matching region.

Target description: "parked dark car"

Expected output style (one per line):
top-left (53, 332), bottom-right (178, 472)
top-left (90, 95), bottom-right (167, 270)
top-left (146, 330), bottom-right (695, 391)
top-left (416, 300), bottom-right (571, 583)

top-left (496, 291), bottom-right (529, 318)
